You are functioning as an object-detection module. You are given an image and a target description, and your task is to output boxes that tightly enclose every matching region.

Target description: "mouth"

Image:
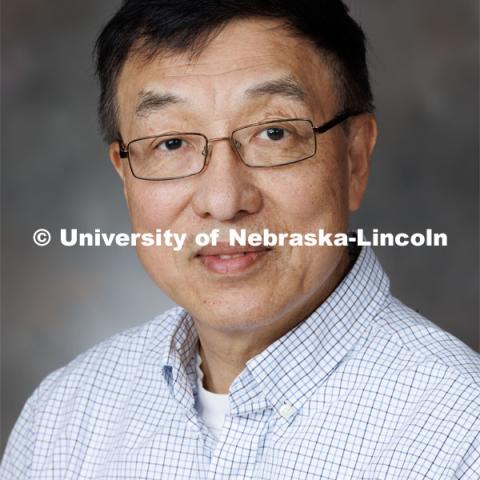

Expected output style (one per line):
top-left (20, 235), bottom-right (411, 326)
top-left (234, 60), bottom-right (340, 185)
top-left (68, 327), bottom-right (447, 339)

top-left (195, 243), bottom-right (272, 274)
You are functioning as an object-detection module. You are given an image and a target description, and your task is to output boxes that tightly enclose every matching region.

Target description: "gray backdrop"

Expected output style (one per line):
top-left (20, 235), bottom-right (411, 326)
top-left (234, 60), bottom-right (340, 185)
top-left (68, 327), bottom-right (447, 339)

top-left (1, 0), bottom-right (479, 451)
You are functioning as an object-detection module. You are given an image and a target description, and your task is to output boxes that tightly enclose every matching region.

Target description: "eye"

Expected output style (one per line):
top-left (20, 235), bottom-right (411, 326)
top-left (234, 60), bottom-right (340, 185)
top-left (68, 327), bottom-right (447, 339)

top-left (258, 127), bottom-right (286, 141)
top-left (157, 138), bottom-right (184, 151)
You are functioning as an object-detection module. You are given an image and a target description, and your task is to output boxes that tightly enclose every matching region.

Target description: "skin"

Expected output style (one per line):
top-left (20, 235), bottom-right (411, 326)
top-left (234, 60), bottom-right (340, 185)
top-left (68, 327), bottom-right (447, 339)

top-left (109, 18), bottom-right (377, 393)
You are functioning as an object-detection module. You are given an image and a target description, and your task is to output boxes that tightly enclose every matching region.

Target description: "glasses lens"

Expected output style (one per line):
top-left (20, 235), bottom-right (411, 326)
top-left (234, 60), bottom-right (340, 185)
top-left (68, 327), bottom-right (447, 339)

top-left (128, 133), bottom-right (206, 180)
top-left (232, 120), bottom-right (315, 167)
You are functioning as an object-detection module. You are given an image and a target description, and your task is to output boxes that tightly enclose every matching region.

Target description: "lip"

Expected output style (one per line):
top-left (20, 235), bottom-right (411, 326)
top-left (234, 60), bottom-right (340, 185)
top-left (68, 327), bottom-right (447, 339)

top-left (195, 242), bottom-right (272, 274)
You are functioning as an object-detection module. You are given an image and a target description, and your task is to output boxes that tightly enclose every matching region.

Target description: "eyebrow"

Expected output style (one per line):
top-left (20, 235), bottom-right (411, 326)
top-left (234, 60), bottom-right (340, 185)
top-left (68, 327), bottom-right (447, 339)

top-left (135, 90), bottom-right (184, 117)
top-left (245, 75), bottom-right (307, 102)
top-left (134, 75), bottom-right (307, 118)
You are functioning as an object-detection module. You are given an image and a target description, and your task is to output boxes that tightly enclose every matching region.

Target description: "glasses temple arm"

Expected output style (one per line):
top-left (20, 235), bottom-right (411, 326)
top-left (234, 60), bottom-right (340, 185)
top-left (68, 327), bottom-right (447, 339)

top-left (313, 111), bottom-right (362, 134)
top-left (118, 141), bottom-right (128, 158)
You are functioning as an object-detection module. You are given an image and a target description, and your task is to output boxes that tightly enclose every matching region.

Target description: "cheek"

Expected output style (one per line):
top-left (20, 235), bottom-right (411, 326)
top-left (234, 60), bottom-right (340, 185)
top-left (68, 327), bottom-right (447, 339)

top-left (123, 179), bottom-right (193, 294)
top-left (265, 151), bottom-right (349, 232)
top-left (125, 177), bottom-right (190, 231)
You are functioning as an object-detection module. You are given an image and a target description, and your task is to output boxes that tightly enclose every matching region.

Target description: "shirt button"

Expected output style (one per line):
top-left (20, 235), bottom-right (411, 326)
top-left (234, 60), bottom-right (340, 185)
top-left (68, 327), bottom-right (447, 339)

top-left (279, 403), bottom-right (294, 418)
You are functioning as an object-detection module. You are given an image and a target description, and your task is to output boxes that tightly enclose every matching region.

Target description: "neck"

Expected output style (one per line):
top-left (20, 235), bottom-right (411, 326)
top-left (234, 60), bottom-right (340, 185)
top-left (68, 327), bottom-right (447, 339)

top-left (195, 247), bottom-right (353, 394)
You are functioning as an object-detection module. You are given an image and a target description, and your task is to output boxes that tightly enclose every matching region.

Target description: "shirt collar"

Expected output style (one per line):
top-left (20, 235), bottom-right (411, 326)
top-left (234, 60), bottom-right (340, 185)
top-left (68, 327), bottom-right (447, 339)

top-left (155, 246), bottom-right (390, 417)
top-left (160, 308), bottom-right (199, 412)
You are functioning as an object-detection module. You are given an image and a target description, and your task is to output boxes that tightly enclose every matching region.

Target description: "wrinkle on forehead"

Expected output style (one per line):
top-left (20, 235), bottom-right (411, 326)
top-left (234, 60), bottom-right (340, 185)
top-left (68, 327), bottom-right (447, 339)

top-left (128, 51), bottom-right (303, 79)
top-left (160, 60), bottom-right (287, 79)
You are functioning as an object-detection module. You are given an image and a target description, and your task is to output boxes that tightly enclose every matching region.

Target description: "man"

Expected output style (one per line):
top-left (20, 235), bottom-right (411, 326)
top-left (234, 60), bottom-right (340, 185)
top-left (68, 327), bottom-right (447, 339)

top-left (2, 1), bottom-right (479, 478)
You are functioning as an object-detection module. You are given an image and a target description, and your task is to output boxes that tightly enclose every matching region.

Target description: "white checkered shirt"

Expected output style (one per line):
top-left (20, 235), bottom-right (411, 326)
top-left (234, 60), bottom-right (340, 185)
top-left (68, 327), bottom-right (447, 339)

top-left (2, 246), bottom-right (479, 479)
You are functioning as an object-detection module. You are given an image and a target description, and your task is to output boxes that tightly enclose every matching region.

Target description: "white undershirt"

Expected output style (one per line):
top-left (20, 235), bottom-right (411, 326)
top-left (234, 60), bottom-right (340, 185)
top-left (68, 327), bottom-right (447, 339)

top-left (195, 349), bottom-right (230, 441)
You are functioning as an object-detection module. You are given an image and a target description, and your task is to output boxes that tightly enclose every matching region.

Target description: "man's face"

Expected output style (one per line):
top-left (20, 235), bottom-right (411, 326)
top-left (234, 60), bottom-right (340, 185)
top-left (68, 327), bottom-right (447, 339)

top-left (110, 19), bottom-right (375, 334)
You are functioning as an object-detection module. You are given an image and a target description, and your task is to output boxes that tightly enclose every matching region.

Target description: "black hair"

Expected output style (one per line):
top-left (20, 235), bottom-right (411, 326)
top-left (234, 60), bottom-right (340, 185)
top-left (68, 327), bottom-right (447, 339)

top-left (94, 0), bottom-right (373, 143)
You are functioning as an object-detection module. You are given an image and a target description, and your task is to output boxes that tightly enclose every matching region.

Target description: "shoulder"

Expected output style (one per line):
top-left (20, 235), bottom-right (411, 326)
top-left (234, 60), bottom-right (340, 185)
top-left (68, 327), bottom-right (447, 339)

top-left (370, 295), bottom-right (480, 390)
top-left (29, 305), bottom-right (184, 413)
top-left (345, 295), bottom-right (480, 477)
top-left (0, 306), bottom-right (185, 476)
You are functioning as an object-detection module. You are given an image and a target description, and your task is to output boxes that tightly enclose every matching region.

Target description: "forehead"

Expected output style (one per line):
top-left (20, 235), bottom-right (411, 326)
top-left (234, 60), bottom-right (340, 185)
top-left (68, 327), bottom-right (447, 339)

top-left (116, 18), bottom-right (337, 132)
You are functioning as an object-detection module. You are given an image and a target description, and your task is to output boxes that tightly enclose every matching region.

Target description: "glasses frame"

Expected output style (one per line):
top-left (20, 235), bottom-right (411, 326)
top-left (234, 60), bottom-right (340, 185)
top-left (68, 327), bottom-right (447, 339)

top-left (118, 110), bottom-right (361, 181)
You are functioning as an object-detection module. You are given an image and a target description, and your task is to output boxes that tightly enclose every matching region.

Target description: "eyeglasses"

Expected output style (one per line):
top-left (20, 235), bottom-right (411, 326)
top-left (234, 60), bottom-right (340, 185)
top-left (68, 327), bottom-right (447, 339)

top-left (119, 110), bottom-right (359, 181)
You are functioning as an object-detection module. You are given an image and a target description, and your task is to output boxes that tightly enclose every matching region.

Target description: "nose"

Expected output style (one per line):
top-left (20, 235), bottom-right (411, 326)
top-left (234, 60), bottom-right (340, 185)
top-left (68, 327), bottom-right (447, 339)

top-left (191, 138), bottom-right (263, 221)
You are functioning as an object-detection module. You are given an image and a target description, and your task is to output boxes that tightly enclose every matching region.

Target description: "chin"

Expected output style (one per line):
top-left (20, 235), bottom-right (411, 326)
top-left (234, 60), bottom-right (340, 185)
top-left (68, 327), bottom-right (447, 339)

top-left (189, 295), bottom-right (282, 332)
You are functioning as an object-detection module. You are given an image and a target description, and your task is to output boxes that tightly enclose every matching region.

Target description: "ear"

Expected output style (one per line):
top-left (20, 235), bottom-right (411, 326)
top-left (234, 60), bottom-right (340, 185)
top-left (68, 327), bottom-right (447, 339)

top-left (109, 142), bottom-right (127, 181)
top-left (346, 113), bottom-right (377, 212)
top-left (109, 142), bottom-right (131, 207)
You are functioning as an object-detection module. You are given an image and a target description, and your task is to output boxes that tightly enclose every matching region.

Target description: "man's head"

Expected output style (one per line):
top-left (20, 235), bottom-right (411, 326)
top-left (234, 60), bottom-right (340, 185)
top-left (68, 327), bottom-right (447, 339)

top-left (95, 0), bottom-right (377, 336)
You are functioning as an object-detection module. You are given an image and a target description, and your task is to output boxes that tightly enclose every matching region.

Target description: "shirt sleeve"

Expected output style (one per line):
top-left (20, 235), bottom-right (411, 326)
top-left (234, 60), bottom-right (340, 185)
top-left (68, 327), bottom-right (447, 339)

top-left (455, 433), bottom-right (480, 479)
top-left (0, 366), bottom-right (65, 479)
top-left (0, 392), bottom-right (37, 479)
